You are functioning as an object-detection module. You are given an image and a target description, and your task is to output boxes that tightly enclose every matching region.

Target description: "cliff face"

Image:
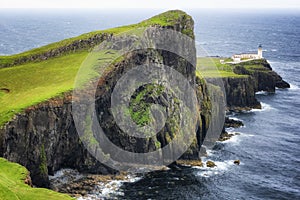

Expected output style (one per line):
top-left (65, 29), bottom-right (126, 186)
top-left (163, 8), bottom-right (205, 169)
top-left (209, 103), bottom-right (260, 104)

top-left (233, 59), bottom-right (290, 92)
top-left (0, 95), bottom-right (115, 187)
top-left (222, 76), bottom-right (261, 111)
top-left (0, 11), bottom-right (211, 187)
top-left (223, 59), bottom-right (290, 111)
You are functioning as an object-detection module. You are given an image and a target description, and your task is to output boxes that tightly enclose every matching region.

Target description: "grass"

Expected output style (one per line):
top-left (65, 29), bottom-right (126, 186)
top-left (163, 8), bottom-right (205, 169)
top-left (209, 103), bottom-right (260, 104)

top-left (0, 157), bottom-right (73, 200)
top-left (0, 51), bottom-right (88, 126)
top-left (0, 10), bottom-right (192, 68)
top-left (0, 9), bottom-right (194, 199)
top-left (196, 57), bottom-right (248, 78)
top-left (0, 10), bottom-right (192, 127)
top-left (129, 84), bottom-right (165, 126)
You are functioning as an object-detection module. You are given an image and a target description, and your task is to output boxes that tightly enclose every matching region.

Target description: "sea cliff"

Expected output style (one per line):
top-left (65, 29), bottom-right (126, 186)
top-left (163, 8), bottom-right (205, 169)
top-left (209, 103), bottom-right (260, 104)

top-left (0, 10), bottom-right (211, 188)
top-left (0, 10), bottom-right (289, 198)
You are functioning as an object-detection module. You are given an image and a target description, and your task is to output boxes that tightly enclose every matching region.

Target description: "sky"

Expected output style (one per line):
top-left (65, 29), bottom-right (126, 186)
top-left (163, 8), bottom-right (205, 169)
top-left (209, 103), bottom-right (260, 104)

top-left (0, 0), bottom-right (300, 9)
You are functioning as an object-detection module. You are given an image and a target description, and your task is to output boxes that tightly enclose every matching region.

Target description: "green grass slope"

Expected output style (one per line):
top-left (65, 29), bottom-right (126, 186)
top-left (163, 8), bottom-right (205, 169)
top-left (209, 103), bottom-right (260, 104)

top-left (0, 158), bottom-right (72, 200)
top-left (0, 10), bottom-right (191, 127)
top-left (196, 57), bottom-right (248, 78)
top-left (0, 10), bottom-right (191, 68)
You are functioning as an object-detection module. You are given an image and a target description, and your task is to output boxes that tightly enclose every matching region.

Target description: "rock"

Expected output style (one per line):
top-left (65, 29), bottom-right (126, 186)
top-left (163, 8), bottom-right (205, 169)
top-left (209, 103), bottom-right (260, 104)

top-left (221, 76), bottom-right (261, 111)
top-left (0, 10), bottom-right (206, 187)
top-left (218, 131), bottom-right (235, 142)
top-left (275, 80), bottom-right (290, 88)
top-left (206, 160), bottom-right (217, 168)
top-left (176, 159), bottom-right (203, 167)
top-left (24, 174), bottom-right (33, 187)
top-left (224, 117), bottom-right (244, 128)
top-left (199, 147), bottom-right (208, 157)
top-left (234, 160), bottom-right (240, 165)
top-left (220, 59), bottom-right (290, 111)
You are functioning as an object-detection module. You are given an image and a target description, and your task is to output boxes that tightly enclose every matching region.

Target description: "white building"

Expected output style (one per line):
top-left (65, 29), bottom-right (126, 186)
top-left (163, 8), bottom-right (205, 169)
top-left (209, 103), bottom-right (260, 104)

top-left (232, 45), bottom-right (263, 62)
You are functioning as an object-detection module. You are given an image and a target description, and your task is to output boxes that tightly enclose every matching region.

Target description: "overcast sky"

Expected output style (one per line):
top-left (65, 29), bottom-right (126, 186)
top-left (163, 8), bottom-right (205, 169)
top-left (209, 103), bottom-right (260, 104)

top-left (1, 0), bottom-right (300, 9)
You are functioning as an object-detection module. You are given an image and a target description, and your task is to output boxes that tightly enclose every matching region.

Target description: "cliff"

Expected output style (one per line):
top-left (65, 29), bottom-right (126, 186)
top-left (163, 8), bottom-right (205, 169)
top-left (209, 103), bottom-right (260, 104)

top-left (0, 10), bottom-right (289, 194)
top-left (0, 10), bottom-right (211, 188)
top-left (226, 59), bottom-right (290, 111)
top-left (0, 157), bottom-right (72, 200)
top-left (197, 57), bottom-right (290, 111)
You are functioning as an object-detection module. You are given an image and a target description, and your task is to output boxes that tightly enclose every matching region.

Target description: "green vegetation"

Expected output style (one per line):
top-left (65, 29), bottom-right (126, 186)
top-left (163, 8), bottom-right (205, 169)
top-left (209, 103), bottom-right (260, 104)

top-left (0, 51), bottom-right (88, 126)
top-left (155, 140), bottom-right (161, 149)
top-left (196, 57), bottom-right (248, 78)
top-left (0, 10), bottom-right (192, 127)
top-left (39, 145), bottom-right (47, 175)
top-left (129, 84), bottom-right (165, 126)
top-left (237, 59), bottom-right (270, 72)
top-left (0, 158), bottom-right (72, 200)
top-left (0, 10), bottom-right (191, 68)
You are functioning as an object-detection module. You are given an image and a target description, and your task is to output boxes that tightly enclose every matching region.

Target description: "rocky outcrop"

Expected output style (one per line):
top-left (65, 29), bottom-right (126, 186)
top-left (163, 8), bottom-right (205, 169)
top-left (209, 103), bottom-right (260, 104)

top-left (233, 59), bottom-right (290, 92)
top-left (0, 10), bottom-right (211, 187)
top-left (222, 59), bottom-right (289, 111)
top-left (0, 10), bottom-right (289, 190)
top-left (222, 76), bottom-right (261, 111)
top-left (0, 95), bottom-right (116, 187)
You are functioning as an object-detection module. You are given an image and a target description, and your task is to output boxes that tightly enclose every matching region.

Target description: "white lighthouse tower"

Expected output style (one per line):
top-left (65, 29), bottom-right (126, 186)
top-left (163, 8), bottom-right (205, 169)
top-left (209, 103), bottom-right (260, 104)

top-left (258, 44), bottom-right (263, 59)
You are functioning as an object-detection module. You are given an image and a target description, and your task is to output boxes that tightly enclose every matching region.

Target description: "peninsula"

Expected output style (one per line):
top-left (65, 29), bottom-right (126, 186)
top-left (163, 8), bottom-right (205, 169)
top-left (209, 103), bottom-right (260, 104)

top-left (0, 10), bottom-right (289, 199)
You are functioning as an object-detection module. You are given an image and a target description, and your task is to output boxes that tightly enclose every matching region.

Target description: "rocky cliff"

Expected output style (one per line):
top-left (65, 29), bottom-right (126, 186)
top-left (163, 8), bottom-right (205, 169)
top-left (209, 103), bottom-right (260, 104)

top-left (0, 10), bottom-right (212, 187)
top-left (224, 59), bottom-right (290, 111)
top-left (0, 10), bottom-right (290, 190)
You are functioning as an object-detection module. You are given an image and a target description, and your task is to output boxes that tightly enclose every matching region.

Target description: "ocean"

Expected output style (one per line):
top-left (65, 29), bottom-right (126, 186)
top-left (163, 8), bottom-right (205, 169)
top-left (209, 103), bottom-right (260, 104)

top-left (1, 9), bottom-right (299, 200)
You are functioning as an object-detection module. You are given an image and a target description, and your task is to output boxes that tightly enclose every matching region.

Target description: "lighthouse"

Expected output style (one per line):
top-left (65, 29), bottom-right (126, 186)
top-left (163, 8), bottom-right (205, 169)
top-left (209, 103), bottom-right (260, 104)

top-left (258, 44), bottom-right (263, 59)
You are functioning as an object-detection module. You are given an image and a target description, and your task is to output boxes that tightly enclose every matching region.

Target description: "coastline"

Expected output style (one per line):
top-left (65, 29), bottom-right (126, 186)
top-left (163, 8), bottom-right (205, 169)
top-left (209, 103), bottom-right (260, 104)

top-left (0, 10), bottom-right (292, 199)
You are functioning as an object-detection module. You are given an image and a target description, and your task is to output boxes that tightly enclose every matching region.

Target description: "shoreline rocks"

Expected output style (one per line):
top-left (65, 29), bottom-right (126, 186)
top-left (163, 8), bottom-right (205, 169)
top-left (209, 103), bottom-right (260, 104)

top-left (206, 161), bottom-right (217, 168)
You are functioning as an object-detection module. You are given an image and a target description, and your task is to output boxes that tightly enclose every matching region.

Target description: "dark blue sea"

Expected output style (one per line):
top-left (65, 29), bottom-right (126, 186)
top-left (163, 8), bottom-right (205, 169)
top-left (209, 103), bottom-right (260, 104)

top-left (1, 9), bottom-right (299, 200)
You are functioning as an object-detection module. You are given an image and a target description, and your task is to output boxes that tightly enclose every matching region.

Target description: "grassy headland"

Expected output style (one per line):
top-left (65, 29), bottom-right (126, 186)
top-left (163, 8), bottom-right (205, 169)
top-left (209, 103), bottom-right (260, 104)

top-left (0, 158), bottom-right (72, 200)
top-left (196, 57), bottom-right (248, 78)
top-left (0, 10), bottom-right (191, 127)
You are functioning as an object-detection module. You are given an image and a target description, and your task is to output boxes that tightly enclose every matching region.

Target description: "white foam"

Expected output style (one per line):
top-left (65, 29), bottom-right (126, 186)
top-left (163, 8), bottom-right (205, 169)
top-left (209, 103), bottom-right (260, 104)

top-left (49, 168), bottom-right (83, 185)
top-left (221, 133), bottom-right (240, 145)
top-left (228, 117), bottom-right (243, 122)
top-left (289, 84), bottom-right (300, 90)
top-left (195, 160), bottom-right (237, 178)
top-left (205, 149), bottom-right (216, 157)
top-left (77, 174), bottom-right (142, 199)
top-left (250, 102), bottom-right (275, 112)
top-left (255, 91), bottom-right (269, 95)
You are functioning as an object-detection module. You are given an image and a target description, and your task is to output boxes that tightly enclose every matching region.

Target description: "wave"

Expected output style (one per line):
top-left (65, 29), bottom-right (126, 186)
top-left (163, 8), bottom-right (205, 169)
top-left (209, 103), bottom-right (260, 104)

top-left (77, 174), bottom-right (142, 200)
top-left (255, 91), bottom-right (269, 95)
top-left (250, 102), bottom-right (275, 112)
top-left (195, 160), bottom-right (237, 178)
top-left (220, 131), bottom-right (241, 145)
top-left (49, 168), bottom-right (83, 185)
top-left (289, 84), bottom-right (300, 90)
top-left (228, 116), bottom-right (243, 122)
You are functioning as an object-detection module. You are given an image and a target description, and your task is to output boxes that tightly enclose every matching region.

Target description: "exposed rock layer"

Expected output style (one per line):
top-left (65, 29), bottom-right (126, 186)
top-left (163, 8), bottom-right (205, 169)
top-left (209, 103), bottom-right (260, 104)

top-left (0, 11), bottom-right (211, 187)
top-left (224, 59), bottom-right (290, 111)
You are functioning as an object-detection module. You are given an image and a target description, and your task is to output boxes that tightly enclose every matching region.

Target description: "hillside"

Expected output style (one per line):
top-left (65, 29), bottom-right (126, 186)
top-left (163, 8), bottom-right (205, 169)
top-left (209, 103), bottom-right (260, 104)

top-left (0, 158), bottom-right (72, 200)
top-left (0, 10), bottom-right (192, 127)
top-left (0, 9), bottom-right (204, 190)
top-left (196, 57), bottom-right (290, 111)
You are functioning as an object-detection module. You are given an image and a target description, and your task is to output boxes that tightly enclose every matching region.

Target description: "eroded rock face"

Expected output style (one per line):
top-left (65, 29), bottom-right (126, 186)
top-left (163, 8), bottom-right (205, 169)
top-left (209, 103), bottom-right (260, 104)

top-left (0, 12), bottom-right (212, 187)
top-left (1, 96), bottom-right (115, 187)
top-left (222, 76), bottom-right (261, 111)
top-left (223, 59), bottom-right (290, 111)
